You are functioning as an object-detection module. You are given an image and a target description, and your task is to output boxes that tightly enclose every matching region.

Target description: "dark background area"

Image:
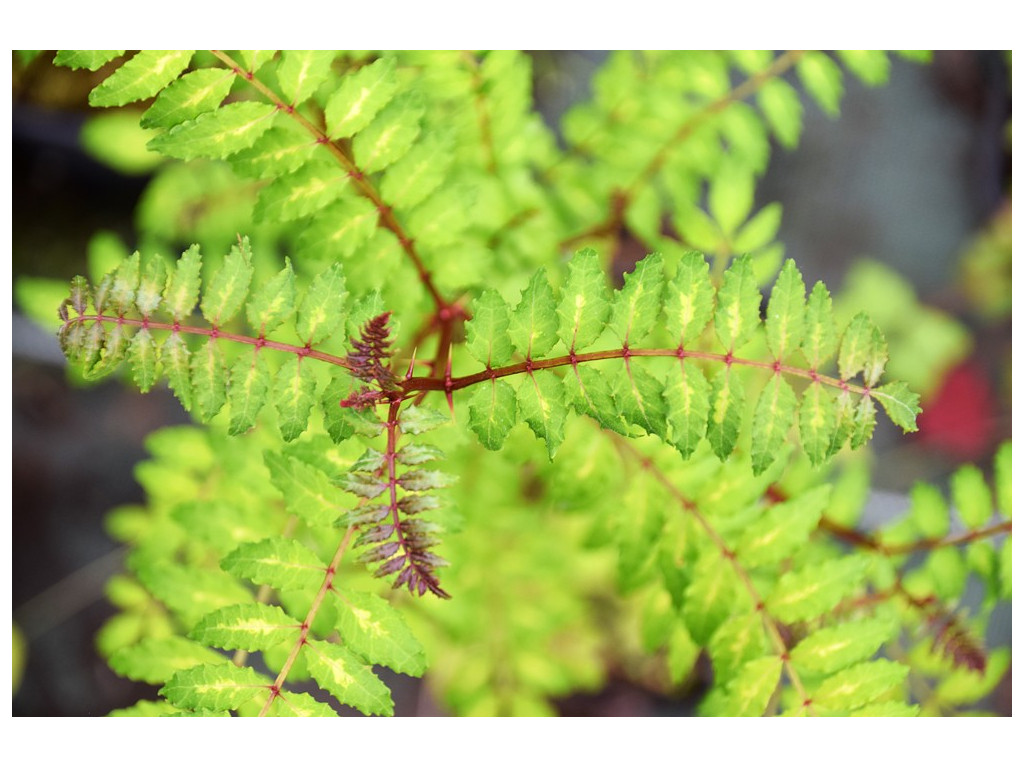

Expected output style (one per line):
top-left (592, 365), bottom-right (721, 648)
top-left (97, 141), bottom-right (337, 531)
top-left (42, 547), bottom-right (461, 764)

top-left (11, 51), bottom-right (1012, 716)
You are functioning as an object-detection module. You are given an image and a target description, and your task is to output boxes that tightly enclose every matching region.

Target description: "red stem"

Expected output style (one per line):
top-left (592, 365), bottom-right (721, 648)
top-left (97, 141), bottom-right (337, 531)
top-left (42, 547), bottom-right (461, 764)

top-left (67, 314), bottom-right (354, 370)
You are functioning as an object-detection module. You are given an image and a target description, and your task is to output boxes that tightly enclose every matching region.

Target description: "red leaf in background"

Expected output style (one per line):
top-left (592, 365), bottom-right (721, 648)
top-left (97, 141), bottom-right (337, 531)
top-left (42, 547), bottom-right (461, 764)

top-left (917, 360), bottom-right (997, 461)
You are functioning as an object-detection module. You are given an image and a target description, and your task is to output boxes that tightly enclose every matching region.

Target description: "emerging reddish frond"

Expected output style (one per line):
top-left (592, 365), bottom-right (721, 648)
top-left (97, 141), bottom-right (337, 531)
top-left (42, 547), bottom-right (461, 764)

top-left (346, 312), bottom-right (399, 392)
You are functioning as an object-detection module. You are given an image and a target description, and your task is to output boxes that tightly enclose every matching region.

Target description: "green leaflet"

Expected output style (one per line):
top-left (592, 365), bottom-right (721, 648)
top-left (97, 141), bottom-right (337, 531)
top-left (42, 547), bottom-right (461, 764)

top-left (735, 485), bottom-right (830, 568)
top-left (333, 590), bottom-right (427, 676)
top-left (766, 554), bottom-right (868, 623)
top-left (797, 51), bottom-right (845, 116)
top-left (379, 130), bottom-right (454, 211)
top-left (324, 56), bottom-right (400, 140)
top-left (682, 551), bottom-right (740, 645)
top-left (265, 452), bottom-right (346, 527)
top-left (813, 659), bottom-right (908, 712)
top-left (850, 701), bottom-right (920, 717)
top-left (128, 328), bottom-right (160, 393)
top-left (718, 656), bottom-right (782, 717)
top-left (564, 365), bottom-right (630, 436)
top-left (221, 537), bottom-right (328, 593)
top-left (557, 248), bottom-right (610, 352)
top-left (714, 254), bottom-right (760, 351)
top-left (801, 281), bottom-right (838, 369)
top-left (201, 238), bottom-right (254, 325)
top-left (706, 367), bottom-right (744, 460)
top-left (664, 359), bottom-right (710, 460)
top-left (838, 312), bottom-right (887, 384)
top-left (708, 612), bottom-right (767, 684)
top-left (509, 269), bottom-right (558, 359)
top-left (790, 617), bottom-right (896, 675)
top-left (613, 477), bottom-right (666, 591)
top-left (951, 464), bottom-right (992, 528)
top-left (141, 68), bottom-right (234, 130)
top-left (236, 50), bottom-right (277, 72)
top-left (162, 333), bottom-right (193, 411)
top-left (399, 405), bottom-right (451, 435)
top-left (709, 159), bottom-right (754, 236)
top-left (609, 252), bottom-right (663, 346)
top-left (871, 381), bottom-right (921, 433)
top-left (266, 692), bottom-right (338, 718)
top-left (750, 375), bottom-right (797, 475)
top-left (468, 379), bottom-right (517, 450)
top-left (800, 382), bottom-right (838, 466)
top-left (926, 548), bottom-right (968, 600)
top-left (148, 102), bottom-right (278, 161)
top-left (517, 371), bottom-right (567, 459)
top-left (765, 259), bottom-right (806, 360)
top-left (994, 441), bottom-right (1011, 519)
top-left (108, 636), bottom-right (229, 685)
top-left (295, 263), bottom-right (347, 346)
top-left (353, 92), bottom-right (424, 173)
top-left (89, 50), bottom-right (194, 107)
top-left (190, 604), bottom-right (301, 652)
top-left (230, 123), bottom-right (316, 180)
top-left (160, 663), bottom-right (269, 712)
top-left (297, 196), bottom-right (381, 262)
top-left (276, 50), bottom-right (336, 105)
top-left (228, 352), bottom-right (271, 435)
top-left (136, 252), bottom-right (167, 317)
top-left (135, 560), bottom-right (252, 629)
top-left (245, 258), bottom-right (296, 334)
top-left (254, 160), bottom-right (349, 224)
top-left (465, 289), bottom-right (513, 367)
top-left (664, 251), bottom-right (714, 348)
top-left (733, 202), bottom-right (782, 253)
top-left (273, 359), bottom-right (318, 442)
top-left (53, 50), bottom-right (125, 72)
top-left (910, 481), bottom-right (950, 539)
top-left (164, 244), bottom-right (203, 321)
top-left (848, 393), bottom-right (877, 450)
top-left (190, 338), bottom-right (228, 422)
top-left (838, 50), bottom-right (892, 86)
top-left (611, 363), bottom-right (667, 439)
top-left (756, 77), bottom-right (803, 149)
top-left (305, 639), bottom-right (393, 716)
top-left (109, 251), bottom-right (139, 314)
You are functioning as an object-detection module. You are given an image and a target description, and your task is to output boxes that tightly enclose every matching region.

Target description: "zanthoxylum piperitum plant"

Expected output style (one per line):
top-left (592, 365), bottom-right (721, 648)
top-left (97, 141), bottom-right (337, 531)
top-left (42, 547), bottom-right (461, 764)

top-left (37, 49), bottom-right (1011, 717)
